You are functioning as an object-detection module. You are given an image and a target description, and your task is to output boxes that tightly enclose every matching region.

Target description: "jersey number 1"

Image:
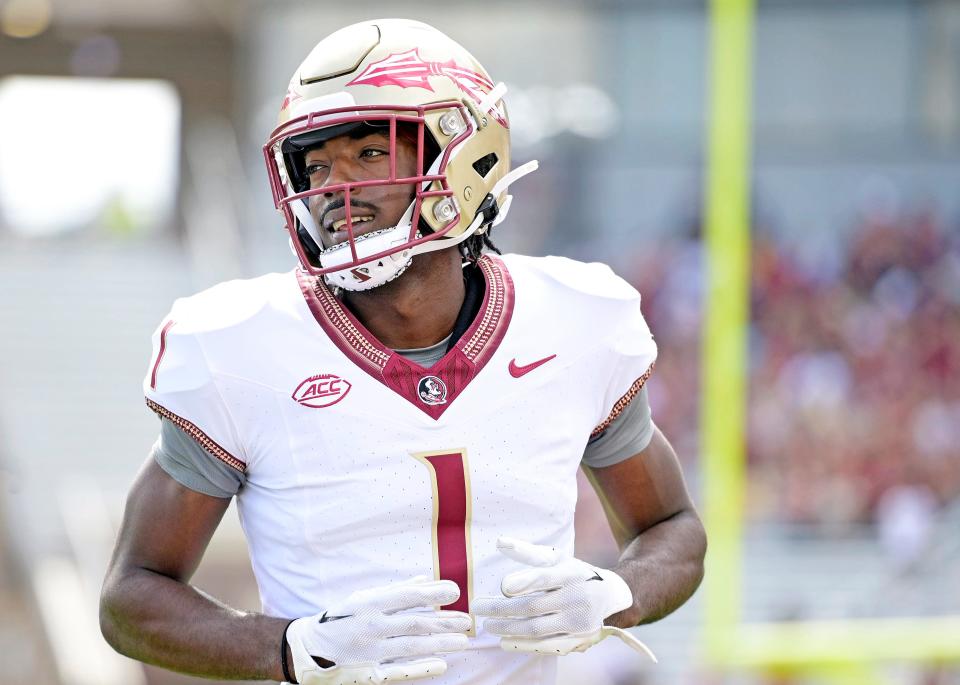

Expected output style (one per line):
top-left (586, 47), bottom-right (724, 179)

top-left (412, 450), bottom-right (472, 614)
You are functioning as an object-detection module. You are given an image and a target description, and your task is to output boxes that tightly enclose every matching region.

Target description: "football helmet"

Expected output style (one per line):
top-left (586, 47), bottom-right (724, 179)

top-left (264, 18), bottom-right (537, 291)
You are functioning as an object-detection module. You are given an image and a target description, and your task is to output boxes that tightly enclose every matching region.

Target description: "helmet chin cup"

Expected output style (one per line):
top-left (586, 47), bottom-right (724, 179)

top-left (319, 225), bottom-right (418, 291)
top-left (320, 205), bottom-right (491, 291)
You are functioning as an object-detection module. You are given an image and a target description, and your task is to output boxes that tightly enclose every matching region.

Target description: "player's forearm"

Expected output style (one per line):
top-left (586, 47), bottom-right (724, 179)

top-left (100, 566), bottom-right (288, 681)
top-left (608, 508), bottom-right (707, 628)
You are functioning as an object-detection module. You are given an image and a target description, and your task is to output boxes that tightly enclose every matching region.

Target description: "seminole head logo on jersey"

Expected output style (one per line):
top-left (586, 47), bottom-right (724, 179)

top-left (417, 375), bottom-right (448, 406)
top-left (346, 49), bottom-right (508, 128)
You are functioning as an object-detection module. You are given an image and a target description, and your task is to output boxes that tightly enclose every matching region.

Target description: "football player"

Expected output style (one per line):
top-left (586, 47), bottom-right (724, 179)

top-left (100, 18), bottom-right (706, 685)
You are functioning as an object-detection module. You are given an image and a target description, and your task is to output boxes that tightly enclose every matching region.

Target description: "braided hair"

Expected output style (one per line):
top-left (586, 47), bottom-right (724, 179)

top-left (459, 229), bottom-right (502, 263)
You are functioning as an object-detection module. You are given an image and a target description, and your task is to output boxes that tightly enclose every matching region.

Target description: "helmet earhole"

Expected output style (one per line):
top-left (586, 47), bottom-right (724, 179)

top-left (472, 153), bottom-right (499, 178)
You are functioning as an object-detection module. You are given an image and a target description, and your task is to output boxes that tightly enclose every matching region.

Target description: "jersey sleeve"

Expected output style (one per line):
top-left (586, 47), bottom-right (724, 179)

top-left (143, 316), bottom-right (246, 473)
top-left (582, 384), bottom-right (655, 468)
top-left (153, 418), bottom-right (245, 497)
top-left (590, 279), bottom-right (658, 440)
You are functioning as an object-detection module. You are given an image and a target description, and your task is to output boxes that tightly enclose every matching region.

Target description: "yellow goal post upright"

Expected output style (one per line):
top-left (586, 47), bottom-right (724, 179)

top-left (701, 0), bottom-right (960, 683)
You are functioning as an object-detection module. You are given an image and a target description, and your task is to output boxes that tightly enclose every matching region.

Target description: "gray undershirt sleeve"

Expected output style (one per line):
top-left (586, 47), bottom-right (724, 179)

top-left (152, 417), bottom-right (244, 498)
top-left (582, 384), bottom-right (655, 468)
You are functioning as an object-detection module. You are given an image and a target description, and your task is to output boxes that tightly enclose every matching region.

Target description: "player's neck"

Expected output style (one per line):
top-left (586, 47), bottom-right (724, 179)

top-left (340, 249), bottom-right (466, 350)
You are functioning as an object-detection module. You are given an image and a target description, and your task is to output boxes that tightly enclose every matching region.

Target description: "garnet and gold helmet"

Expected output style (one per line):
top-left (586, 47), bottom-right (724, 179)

top-left (263, 18), bottom-right (536, 291)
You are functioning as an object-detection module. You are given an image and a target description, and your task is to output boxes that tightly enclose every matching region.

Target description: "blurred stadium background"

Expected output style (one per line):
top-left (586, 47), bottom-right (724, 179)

top-left (0, 0), bottom-right (958, 683)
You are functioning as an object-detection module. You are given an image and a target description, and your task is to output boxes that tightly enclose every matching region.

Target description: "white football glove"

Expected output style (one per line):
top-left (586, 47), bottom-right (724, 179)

top-left (285, 576), bottom-right (471, 684)
top-left (472, 537), bottom-right (656, 661)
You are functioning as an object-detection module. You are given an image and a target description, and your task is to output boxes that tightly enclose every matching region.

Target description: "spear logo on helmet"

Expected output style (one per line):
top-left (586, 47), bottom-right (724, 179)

top-left (347, 49), bottom-right (508, 127)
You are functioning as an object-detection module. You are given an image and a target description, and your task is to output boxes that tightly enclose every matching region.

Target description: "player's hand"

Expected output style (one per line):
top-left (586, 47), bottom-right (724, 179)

top-left (285, 575), bottom-right (471, 684)
top-left (472, 537), bottom-right (657, 660)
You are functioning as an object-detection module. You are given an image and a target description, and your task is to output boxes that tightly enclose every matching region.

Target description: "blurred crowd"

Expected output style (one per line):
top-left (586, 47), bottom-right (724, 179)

top-left (627, 204), bottom-right (960, 533)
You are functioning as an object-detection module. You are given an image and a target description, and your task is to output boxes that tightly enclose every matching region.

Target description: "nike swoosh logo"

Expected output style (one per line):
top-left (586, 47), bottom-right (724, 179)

top-left (586, 571), bottom-right (604, 582)
top-left (508, 354), bottom-right (557, 378)
top-left (319, 611), bottom-right (352, 623)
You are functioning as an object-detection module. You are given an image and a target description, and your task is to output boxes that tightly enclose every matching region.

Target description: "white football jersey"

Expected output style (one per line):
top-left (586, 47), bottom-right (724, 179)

top-left (144, 254), bottom-right (656, 685)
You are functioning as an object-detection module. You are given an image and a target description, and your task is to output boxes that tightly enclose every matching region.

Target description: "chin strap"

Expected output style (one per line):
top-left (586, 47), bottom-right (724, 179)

top-left (424, 158), bottom-right (540, 247)
top-left (410, 160), bottom-right (539, 256)
top-left (492, 160), bottom-right (539, 199)
top-left (489, 160), bottom-right (539, 229)
top-left (291, 196), bottom-right (322, 250)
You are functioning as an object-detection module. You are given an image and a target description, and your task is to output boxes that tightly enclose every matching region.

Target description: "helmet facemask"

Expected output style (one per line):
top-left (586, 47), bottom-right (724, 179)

top-left (265, 103), bottom-right (478, 291)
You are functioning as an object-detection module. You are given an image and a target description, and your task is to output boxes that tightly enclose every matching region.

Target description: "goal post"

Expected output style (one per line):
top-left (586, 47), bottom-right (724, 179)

top-left (700, 0), bottom-right (960, 681)
top-left (701, 0), bottom-right (754, 661)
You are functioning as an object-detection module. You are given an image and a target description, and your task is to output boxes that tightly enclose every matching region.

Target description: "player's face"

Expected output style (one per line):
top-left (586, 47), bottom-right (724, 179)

top-left (305, 131), bottom-right (418, 250)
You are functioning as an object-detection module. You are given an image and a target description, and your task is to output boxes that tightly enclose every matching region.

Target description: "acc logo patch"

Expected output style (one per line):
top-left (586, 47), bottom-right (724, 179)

top-left (417, 375), bottom-right (447, 406)
top-left (292, 373), bottom-right (352, 408)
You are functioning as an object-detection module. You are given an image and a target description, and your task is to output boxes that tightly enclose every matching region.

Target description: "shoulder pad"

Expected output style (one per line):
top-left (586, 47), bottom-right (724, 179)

top-left (502, 254), bottom-right (639, 303)
top-left (165, 272), bottom-right (293, 336)
top-left (143, 315), bottom-right (247, 470)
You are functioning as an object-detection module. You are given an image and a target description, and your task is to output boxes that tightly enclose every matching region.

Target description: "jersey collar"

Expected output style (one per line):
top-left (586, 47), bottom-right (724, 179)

top-left (297, 254), bottom-right (515, 419)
